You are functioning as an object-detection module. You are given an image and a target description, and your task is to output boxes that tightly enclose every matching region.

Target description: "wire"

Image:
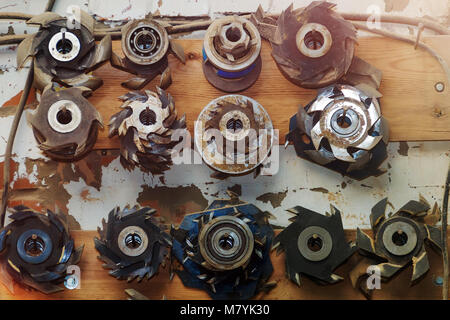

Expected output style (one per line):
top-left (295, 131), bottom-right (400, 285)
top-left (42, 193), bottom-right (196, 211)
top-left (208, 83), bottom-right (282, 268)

top-left (0, 61), bottom-right (34, 227)
top-left (443, 165), bottom-right (450, 300)
top-left (352, 22), bottom-right (450, 86)
top-left (0, 0), bottom-right (55, 227)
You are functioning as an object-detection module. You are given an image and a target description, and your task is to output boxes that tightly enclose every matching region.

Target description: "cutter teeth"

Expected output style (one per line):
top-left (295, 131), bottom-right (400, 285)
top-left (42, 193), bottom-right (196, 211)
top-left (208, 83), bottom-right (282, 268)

top-left (331, 144), bottom-right (355, 163)
top-left (171, 195), bottom-right (275, 300)
top-left (0, 206), bottom-right (81, 294)
top-left (29, 86), bottom-right (102, 161)
top-left (23, 10), bottom-right (111, 91)
top-left (354, 197), bottom-right (441, 297)
top-left (278, 205), bottom-right (354, 285)
top-left (290, 84), bottom-right (388, 179)
top-left (94, 206), bottom-right (171, 282)
top-left (109, 88), bottom-right (186, 174)
top-left (111, 19), bottom-right (177, 90)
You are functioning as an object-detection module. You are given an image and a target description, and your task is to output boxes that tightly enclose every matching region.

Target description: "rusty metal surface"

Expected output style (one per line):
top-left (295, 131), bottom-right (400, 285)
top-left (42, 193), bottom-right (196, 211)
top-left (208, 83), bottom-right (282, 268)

top-left (264, 2), bottom-right (356, 88)
top-left (108, 88), bottom-right (187, 174)
top-left (195, 95), bottom-right (273, 176)
top-left (17, 10), bottom-right (111, 91)
top-left (28, 86), bottom-right (103, 161)
top-left (202, 16), bottom-right (262, 92)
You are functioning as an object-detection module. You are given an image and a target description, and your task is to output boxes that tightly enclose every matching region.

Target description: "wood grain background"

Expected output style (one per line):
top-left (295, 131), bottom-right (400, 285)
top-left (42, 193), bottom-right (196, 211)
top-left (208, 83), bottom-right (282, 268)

top-left (89, 36), bottom-right (450, 151)
top-left (0, 230), bottom-right (446, 300)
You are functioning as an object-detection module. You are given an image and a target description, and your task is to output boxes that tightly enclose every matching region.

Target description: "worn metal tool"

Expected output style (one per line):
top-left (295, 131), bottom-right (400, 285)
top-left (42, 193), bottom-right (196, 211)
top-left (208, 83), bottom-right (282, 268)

top-left (0, 206), bottom-right (83, 294)
top-left (195, 95), bottom-right (273, 177)
top-left (17, 11), bottom-right (111, 91)
top-left (251, 2), bottom-right (382, 89)
top-left (286, 84), bottom-right (389, 180)
top-left (28, 85), bottom-right (103, 161)
top-left (351, 198), bottom-right (442, 298)
top-left (171, 193), bottom-right (275, 299)
top-left (108, 88), bottom-right (186, 174)
top-left (94, 205), bottom-right (171, 282)
top-left (203, 16), bottom-right (262, 92)
top-left (274, 205), bottom-right (355, 286)
top-left (110, 18), bottom-right (185, 90)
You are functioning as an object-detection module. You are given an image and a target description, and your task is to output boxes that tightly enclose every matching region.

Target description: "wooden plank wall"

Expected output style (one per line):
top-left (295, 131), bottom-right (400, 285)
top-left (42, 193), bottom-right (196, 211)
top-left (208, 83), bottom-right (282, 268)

top-left (90, 36), bottom-right (450, 151)
top-left (0, 37), bottom-right (449, 300)
top-left (0, 230), bottom-right (445, 300)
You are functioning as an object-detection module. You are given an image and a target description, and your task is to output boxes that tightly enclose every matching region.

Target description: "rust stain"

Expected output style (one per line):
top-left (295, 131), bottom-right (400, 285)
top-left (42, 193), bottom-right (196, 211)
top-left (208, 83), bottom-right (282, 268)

top-left (398, 141), bottom-right (409, 156)
top-left (137, 184), bottom-right (208, 224)
top-left (80, 188), bottom-right (100, 202)
top-left (1, 88), bottom-right (36, 108)
top-left (384, 0), bottom-right (409, 12)
top-left (256, 189), bottom-right (288, 208)
top-left (227, 184), bottom-right (242, 196)
top-left (310, 187), bottom-right (329, 194)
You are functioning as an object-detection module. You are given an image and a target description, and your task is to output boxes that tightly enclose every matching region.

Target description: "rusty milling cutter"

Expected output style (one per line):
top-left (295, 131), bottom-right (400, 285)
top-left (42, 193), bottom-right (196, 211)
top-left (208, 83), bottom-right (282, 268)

top-left (273, 205), bottom-right (356, 286)
top-left (251, 2), bottom-right (382, 89)
top-left (286, 84), bottom-right (389, 180)
top-left (110, 18), bottom-right (185, 90)
top-left (202, 16), bottom-right (262, 92)
top-left (171, 193), bottom-right (275, 299)
top-left (352, 198), bottom-right (442, 298)
top-left (195, 95), bottom-right (274, 176)
top-left (0, 206), bottom-right (83, 294)
top-left (94, 205), bottom-right (172, 282)
top-left (28, 86), bottom-right (103, 161)
top-left (108, 88), bottom-right (187, 174)
top-left (17, 11), bottom-right (112, 91)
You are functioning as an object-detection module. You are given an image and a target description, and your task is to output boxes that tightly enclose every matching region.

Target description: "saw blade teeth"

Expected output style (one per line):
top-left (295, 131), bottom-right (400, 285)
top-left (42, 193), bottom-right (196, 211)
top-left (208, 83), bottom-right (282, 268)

top-left (197, 274), bottom-right (208, 280)
top-left (234, 276), bottom-right (240, 287)
top-left (294, 273), bottom-right (301, 287)
top-left (330, 144), bottom-right (355, 162)
top-left (186, 238), bottom-right (194, 248)
top-left (0, 206), bottom-right (80, 294)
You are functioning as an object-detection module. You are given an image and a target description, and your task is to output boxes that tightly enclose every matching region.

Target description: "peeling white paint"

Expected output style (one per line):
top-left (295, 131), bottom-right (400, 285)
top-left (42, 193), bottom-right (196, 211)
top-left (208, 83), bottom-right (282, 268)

top-left (62, 143), bottom-right (450, 230)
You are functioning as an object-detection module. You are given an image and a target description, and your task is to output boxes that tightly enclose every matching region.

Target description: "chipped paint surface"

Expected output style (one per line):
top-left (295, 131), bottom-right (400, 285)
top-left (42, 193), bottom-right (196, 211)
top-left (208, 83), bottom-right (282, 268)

top-left (0, 0), bottom-right (449, 231)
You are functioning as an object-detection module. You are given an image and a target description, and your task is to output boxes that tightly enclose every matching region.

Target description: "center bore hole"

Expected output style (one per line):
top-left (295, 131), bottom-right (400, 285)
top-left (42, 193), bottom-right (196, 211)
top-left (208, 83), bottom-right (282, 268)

top-left (125, 233), bottom-right (142, 249)
top-left (304, 30), bottom-right (324, 50)
top-left (392, 230), bottom-right (408, 246)
top-left (139, 108), bottom-right (157, 126)
top-left (56, 38), bottom-right (73, 55)
top-left (337, 114), bottom-right (352, 128)
top-left (56, 108), bottom-right (72, 125)
top-left (226, 27), bottom-right (242, 42)
top-left (219, 233), bottom-right (235, 250)
top-left (307, 234), bottom-right (323, 252)
top-left (136, 33), bottom-right (153, 51)
top-left (226, 118), bottom-right (243, 133)
top-left (24, 235), bottom-right (45, 257)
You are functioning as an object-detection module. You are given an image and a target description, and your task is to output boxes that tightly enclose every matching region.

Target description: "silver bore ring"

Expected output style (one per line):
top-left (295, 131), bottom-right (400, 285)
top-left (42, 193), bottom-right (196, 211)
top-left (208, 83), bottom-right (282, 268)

top-left (117, 225), bottom-right (149, 257)
top-left (48, 30), bottom-right (81, 62)
top-left (297, 226), bottom-right (333, 262)
top-left (47, 100), bottom-right (82, 134)
top-left (296, 23), bottom-right (332, 58)
top-left (382, 221), bottom-right (418, 256)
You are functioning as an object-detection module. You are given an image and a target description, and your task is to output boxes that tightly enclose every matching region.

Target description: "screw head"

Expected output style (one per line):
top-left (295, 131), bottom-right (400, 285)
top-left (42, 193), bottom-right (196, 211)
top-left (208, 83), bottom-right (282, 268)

top-left (435, 82), bottom-right (445, 92)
